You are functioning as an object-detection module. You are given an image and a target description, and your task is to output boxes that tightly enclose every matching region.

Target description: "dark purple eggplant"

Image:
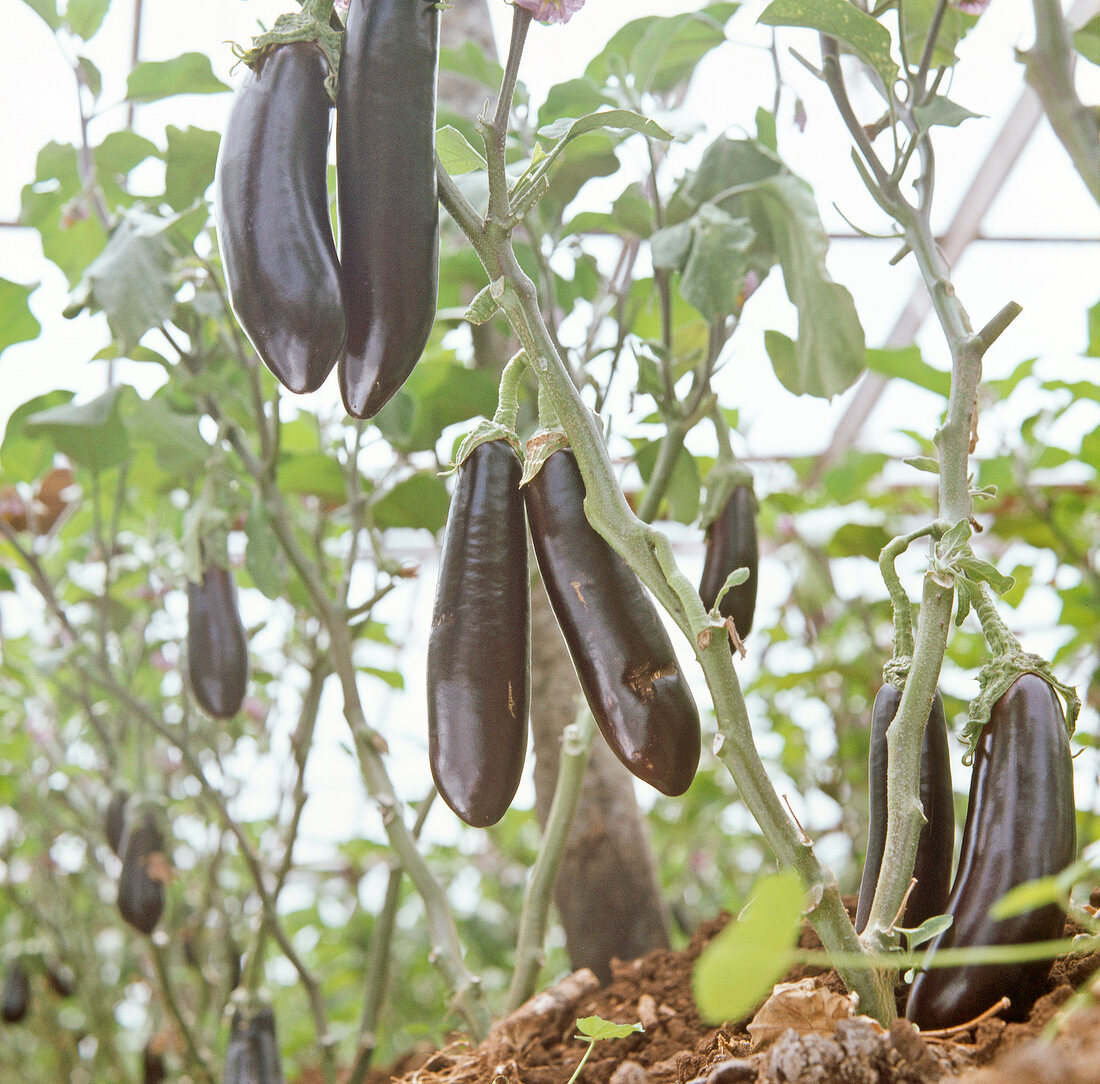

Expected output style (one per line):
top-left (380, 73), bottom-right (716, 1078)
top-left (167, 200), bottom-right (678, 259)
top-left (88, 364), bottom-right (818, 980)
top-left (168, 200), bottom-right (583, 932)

top-left (855, 685), bottom-right (954, 934)
top-left (105, 787), bottom-right (129, 855)
top-left (699, 483), bottom-right (758, 638)
top-left (906, 674), bottom-right (1076, 1029)
top-left (143, 1044), bottom-right (168, 1084)
top-left (225, 1005), bottom-right (285, 1084)
top-left (336, 0), bottom-right (440, 418)
top-left (427, 440), bottom-right (530, 827)
top-left (46, 962), bottom-right (75, 998)
top-left (188, 563), bottom-right (248, 719)
top-left (117, 804), bottom-right (167, 936)
top-left (1, 961), bottom-right (30, 1023)
top-left (215, 42), bottom-right (345, 393)
top-left (524, 449), bottom-right (700, 796)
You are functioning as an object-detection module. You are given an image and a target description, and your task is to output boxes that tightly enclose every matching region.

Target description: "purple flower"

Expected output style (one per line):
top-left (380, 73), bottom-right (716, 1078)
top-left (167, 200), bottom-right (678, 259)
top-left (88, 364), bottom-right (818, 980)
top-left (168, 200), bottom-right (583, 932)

top-left (513, 0), bottom-right (585, 26)
top-left (949, 0), bottom-right (991, 13)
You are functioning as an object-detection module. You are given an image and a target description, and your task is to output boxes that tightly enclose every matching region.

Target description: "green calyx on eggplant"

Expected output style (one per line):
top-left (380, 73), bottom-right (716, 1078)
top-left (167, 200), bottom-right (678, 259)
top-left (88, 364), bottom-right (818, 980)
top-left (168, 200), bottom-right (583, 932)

top-left (427, 440), bottom-right (530, 827)
top-left (215, 42), bottom-right (345, 394)
top-left (699, 483), bottom-right (759, 639)
top-left (225, 1003), bottom-right (286, 1084)
top-left (906, 673), bottom-right (1076, 1029)
top-left (117, 802), bottom-right (168, 936)
top-left (336, 0), bottom-right (440, 419)
top-left (855, 684), bottom-right (954, 935)
top-left (188, 562), bottom-right (249, 719)
top-left (524, 449), bottom-right (701, 797)
top-left (1, 961), bottom-right (30, 1023)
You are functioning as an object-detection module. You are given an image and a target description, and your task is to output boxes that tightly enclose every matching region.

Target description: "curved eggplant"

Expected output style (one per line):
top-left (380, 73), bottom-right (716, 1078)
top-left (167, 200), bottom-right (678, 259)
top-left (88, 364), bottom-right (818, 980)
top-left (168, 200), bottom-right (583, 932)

top-left (336, 0), bottom-right (440, 418)
top-left (215, 42), bottom-right (345, 394)
top-left (699, 483), bottom-right (758, 638)
top-left (906, 674), bottom-right (1076, 1028)
top-left (524, 449), bottom-right (700, 796)
top-left (117, 804), bottom-right (167, 936)
top-left (1, 961), bottom-right (30, 1024)
top-left (188, 563), bottom-right (249, 720)
top-left (855, 685), bottom-right (954, 934)
top-left (427, 441), bottom-right (530, 827)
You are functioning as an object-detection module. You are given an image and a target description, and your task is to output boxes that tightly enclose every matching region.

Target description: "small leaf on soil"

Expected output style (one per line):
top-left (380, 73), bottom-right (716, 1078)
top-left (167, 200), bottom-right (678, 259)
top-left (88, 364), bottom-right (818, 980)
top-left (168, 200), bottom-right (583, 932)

top-left (575, 1015), bottom-right (645, 1041)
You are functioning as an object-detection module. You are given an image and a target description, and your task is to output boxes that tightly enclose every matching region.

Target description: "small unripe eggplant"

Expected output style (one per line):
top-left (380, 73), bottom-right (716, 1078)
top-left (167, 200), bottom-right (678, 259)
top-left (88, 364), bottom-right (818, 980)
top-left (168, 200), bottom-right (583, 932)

top-left (117, 804), bottom-right (167, 936)
top-left (188, 563), bottom-right (249, 719)
top-left (105, 787), bottom-right (129, 855)
top-left (906, 674), bottom-right (1076, 1029)
top-left (524, 449), bottom-right (700, 796)
top-left (856, 685), bottom-right (954, 935)
top-left (698, 483), bottom-right (758, 638)
top-left (225, 1005), bottom-right (286, 1084)
top-left (1, 961), bottom-right (30, 1023)
top-left (427, 440), bottom-right (530, 827)
top-left (46, 962), bottom-right (76, 998)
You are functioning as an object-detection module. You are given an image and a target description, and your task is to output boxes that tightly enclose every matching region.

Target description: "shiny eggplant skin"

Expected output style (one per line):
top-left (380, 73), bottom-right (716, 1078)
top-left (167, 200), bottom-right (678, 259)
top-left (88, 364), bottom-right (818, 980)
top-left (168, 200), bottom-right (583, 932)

top-left (855, 685), bottom-right (954, 934)
top-left (336, 0), bottom-right (439, 419)
top-left (117, 805), bottom-right (167, 936)
top-left (698, 483), bottom-right (758, 638)
top-left (1, 961), bottom-right (30, 1024)
top-left (215, 43), bottom-right (345, 394)
top-left (524, 450), bottom-right (701, 796)
top-left (906, 674), bottom-right (1076, 1029)
top-left (188, 563), bottom-right (249, 719)
top-left (427, 441), bottom-right (530, 827)
top-left (225, 1006), bottom-right (286, 1084)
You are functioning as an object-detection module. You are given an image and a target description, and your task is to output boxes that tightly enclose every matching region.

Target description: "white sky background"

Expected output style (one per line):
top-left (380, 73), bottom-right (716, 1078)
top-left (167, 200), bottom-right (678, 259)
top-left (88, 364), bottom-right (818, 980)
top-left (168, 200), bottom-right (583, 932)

top-left (1, 0), bottom-right (1099, 858)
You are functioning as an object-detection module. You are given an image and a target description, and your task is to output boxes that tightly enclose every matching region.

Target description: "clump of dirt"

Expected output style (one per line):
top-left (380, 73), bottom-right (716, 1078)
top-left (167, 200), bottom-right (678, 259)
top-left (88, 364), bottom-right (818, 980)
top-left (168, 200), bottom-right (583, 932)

top-left (386, 911), bottom-right (1100, 1084)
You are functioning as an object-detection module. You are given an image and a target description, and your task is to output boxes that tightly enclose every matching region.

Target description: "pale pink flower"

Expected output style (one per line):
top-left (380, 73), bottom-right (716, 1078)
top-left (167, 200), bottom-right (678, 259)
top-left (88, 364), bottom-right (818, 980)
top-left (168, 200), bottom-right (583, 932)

top-left (513, 0), bottom-right (585, 26)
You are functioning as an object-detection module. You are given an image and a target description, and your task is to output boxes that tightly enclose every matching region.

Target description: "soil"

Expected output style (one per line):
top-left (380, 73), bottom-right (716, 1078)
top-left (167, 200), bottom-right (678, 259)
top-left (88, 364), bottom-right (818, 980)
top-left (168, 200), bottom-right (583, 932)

top-left (372, 906), bottom-right (1100, 1084)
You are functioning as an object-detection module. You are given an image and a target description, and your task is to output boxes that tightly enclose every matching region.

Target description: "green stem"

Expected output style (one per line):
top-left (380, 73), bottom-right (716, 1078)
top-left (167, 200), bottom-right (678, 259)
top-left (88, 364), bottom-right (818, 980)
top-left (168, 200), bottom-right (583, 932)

top-left (879, 528), bottom-right (936, 669)
top-left (636, 418), bottom-right (688, 524)
top-left (505, 708), bottom-right (596, 1012)
top-left (493, 351), bottom-right (528, 432)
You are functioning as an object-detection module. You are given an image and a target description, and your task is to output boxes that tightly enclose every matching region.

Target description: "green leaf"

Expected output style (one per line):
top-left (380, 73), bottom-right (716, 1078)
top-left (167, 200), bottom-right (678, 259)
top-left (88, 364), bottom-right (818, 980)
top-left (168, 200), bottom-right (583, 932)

top-left (913, 95), bottom-right (983, 132)
top-left (899, 0), bottom-right (980, 68)
top-left (897, 913), bottom-right (952, 951)
top-left (360, 666), bottom-right (405, 690)
top-left (904, 456), bottom-right (940, 475)
top-left (693, 869), bottom-right (804, 1023)
top-left (436, 124), bottom-right (487, 175)
top-left (538, 77), bottom-right (616, 129)
top-left (164, 125), bottom-right (221, 211)
top-left (865, 346), bottom-right (950, 397)
top-left (759, 0), bottom-right (899, 89)
top-left (537, 110), bottom-right (673, 150)
top-left (438, 42), bottom-right (504, 89)
top-left (372, 472), bottom-right (450, 533)
top-left (244, 498), bottom-right (287, 601)
top-left (755, 175), bottom-right (864, 398)
top-left (21, 0), bottom-right (60, 30)
top-left (77, 55), bottom-right (103, 99)
top-left (126, 53), bottom-right (229, 102)
top-left (712, 567), bottom-right (749, 615)
top-left (957, 555), bottom-right (1014, 596)
top-left (989, 876), bottom-right (1064, 919)
top-left (25, 386), bottom-right (130, 472)
top-left (1074, 15), bottom-right (1100, 66)
top-left (123, 395), bottom-right (209, 477)
top-left (1087, 298), bottom-right (1100, 357)
top-left (277, 453), bottom-right (348, 505)
top-left (67, 208), bottom-right (177, 352)
top-left (1, 390), bottom-right (74, 481)
top-left (65, 0), bottom-right (110, 39)
top-left (574, 1016), bottom-right (644, 1042)
top-left (677, 205), bottom-right (756, 322)
top-left (0, 278), bottom-right (41, 359)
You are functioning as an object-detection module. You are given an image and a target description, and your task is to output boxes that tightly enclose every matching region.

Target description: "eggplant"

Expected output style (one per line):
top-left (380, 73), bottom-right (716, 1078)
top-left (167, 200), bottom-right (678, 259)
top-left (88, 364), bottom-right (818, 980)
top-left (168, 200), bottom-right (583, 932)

top-left (1, 961), bottom-right (30, 1023)
top-left (698, 483), bottom-right (758, 639)
top-left (188, 563), bottom-right (248, 719)
top-left (117, 804), bottom-right (167, 936)
top-left (225, 1005), bottom-right (286, 1084)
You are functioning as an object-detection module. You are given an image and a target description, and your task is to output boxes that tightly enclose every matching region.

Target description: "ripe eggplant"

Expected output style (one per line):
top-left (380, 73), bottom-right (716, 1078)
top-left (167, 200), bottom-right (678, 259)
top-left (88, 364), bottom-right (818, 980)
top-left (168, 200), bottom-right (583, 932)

top-left (698, 483), bottom-right (758, 638)
top-left (524, 449), bottom-right (700, 796)
top-left (117, 804), bottom-right (167, 936)
top-left (215, 42), bottom-right (345, 393)
top-left (188, 563), bottom-right (248, 719)
top-left (855, 685), bottom-right (954, 934)
top-left (336, 0), bottom-right (440, 418)
top-left (427, 441), bottom-right (530, 827)
top-left (105, 787), bottom-right (129, 855)
top-left (225, 1005), bottom-right (286, 1084)
top-left (906, 674), bottom-right (1076, 1028)
top-left (1, 961), bottom-right (30, 1023)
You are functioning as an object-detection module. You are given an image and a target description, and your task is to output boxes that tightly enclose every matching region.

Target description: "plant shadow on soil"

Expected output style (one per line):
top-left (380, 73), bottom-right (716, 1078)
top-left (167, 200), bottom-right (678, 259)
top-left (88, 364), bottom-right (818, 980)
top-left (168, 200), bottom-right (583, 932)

top-left (357, 903), bottom-right (1100, 1084)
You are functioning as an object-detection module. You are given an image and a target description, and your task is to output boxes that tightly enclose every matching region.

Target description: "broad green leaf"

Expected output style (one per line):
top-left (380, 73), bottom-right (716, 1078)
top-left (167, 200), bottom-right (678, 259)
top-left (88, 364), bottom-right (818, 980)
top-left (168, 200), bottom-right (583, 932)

top-left (900, 0), bottom-right (981, 68)
top-left (439, 42), bottom-right (504, 90)
top-left (372, 472), bottom-right (450, 533)
top-left (123, 395), bottom-right (209, 477)
top-left (989, 876), bottom-right (1063, 919)
top-left (126, 53), bottom-right (229, 102)
top-left (677, 206), bottom-right (756, 322)
top-left (65, 0), bottom-right (110, 39)
top-left (1074, 15), bottom-right (1100, 66)
top-left (360, 666), bottom-right (405, 690)
top-left (574, 1016), bottom-right (644, 1041)
top-left (913, 96), bottom-right (983, 132)
top-left (759, 0), bottom-right (899, 89)
top-left (25, 385), bottom-right (130, 473)
top-left (1, 390), bottom-right (74, 481)
top-left (95, 130), bottom-right (161, 207)
top-left (538, 77), bottom-right (616, 129)
top-left (825, 522), bottom-right (891, 560)
top-left (0, 278), bottom-right (41, 359)
top-left (77, 55), bottom-right (103, 98)
top-left (21, 0), bottom-right (60, 30)
top-left (1087, 298), bottom-right (1100, 357)
top-left (536, 109), bottom-right (672, 150)
top-left (693, 869), bottom-right (804, 1023)
top-left (277, 453), bottom-right (348, 505)
top-left (436, 125), bottom-right (487, 175)
top-left (164, 125), bottom-right (221, 210)
top-left (675, 134), bottom-right (785, 222)
top-left (244, 498), bottom-right (287, 601)
top-left (897, 913), bottom-right (952, 951)
top-left (755, 175), bottom-right (865, 397)
top-left (67, 208), bottom-right (177, 352)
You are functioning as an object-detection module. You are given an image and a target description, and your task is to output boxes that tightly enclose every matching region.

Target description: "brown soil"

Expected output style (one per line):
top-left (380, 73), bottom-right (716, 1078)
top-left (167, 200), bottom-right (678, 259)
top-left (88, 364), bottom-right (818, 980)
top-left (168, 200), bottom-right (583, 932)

top-left (379, 910), bottom-right (1100, 1084)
